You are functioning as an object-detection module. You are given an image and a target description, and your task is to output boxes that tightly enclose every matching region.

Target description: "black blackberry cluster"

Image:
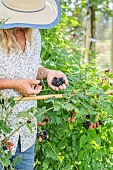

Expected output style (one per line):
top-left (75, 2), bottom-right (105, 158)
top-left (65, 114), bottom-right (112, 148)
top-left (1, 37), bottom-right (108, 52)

top-left (37, 130), bottom-right (48, 140)
top-left (83, 121), bottom-right (91, 129)
top-left (52, 77), bottom-right (65, 87)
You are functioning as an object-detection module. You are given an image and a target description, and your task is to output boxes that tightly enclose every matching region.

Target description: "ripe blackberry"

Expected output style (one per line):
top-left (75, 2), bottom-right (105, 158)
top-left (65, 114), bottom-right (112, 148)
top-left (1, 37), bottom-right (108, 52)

top-left (37, 132), bottom-right (41, 138)
top-left (41, 134), bottom-right (45, 139)
top-left (59, 77), bottom-right (65, 84)
top-left (27, 120), bottom-right (31, 124)
top-left (43, 117), bottom-right (49, 123)
top-left (2, 146), bottom-right (7, 151)
top-left (39, 80), bottom-right (43, 86)
top-left (52, 77), bottom-right (57, 86)
top-left (44, 135), bottom-right (48, 140)
top-left (83, 121), bottom-right (91, 129)
top-left (86, 114), bottom-right (90, 119)
top-left (99, 120), bottom-right (102, 125)
top-left (52, 77), bottom-right (65, 87)
top-left (43, 130), bottom-right (48, 135)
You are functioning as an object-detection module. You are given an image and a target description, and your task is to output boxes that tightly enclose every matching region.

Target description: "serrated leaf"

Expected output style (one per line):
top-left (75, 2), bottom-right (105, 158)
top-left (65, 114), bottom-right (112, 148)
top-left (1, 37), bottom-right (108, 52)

top-left (12, 155), bottom-right (22, 167)
top-left (17, 111), bottom-right (32, 119)
top-left (54, 104), bottom-right (61, 111)
top-left (63, 103), bottom-right (74, 111)
top-left (80, 135), bottom-right (87, 148)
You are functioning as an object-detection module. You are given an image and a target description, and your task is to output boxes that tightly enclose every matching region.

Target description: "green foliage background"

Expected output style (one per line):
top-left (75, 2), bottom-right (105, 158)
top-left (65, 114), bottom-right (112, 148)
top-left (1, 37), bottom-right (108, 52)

top-left (34, 3), bottom-right (113, 170)
top-left (0, 1), bottom-right (113, 170)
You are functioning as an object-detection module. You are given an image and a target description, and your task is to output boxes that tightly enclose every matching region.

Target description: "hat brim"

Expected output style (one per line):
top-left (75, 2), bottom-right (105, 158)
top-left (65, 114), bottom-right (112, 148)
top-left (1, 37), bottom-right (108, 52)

top-left (0, 0), bottom-right (61, 29)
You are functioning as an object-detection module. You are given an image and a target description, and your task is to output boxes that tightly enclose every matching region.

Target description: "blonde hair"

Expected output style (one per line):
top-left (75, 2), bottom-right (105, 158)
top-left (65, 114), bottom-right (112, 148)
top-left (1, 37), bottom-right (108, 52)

top-left (0, 28), bottom-right (33, 54)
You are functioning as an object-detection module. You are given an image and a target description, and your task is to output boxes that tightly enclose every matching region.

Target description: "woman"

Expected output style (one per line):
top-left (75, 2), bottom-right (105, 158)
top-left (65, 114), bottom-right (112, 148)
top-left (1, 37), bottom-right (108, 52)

top-left (0, 0), bottom-right (68, 169)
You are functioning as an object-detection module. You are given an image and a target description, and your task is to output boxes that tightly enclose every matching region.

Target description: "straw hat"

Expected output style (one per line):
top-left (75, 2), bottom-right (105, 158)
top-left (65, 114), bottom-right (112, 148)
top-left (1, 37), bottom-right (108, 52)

top-left (0, 0), bottom-right (61, 29)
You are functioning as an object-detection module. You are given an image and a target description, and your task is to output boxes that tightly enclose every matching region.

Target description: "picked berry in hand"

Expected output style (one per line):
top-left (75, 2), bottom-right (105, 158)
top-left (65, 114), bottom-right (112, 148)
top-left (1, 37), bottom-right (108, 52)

top-left (52, 77), bottom-right (65, 87)
top-left (39, 80), bottom-right (43, 86)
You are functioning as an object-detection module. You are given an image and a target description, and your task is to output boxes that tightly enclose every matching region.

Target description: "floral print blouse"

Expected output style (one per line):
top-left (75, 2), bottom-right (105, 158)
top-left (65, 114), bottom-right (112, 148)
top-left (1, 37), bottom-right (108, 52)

top-left (0, 29), bottom-right (42, 155)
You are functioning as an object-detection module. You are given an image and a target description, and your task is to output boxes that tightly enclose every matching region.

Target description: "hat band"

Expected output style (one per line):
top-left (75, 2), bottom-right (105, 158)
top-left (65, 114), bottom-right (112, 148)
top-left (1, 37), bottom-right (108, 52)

top-left (1, 0), bottom-right (46, 13)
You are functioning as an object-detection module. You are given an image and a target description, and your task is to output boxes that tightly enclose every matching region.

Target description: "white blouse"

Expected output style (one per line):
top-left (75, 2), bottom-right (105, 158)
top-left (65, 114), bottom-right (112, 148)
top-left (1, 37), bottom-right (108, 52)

top-left (0, 29), bottom-right (42, 155)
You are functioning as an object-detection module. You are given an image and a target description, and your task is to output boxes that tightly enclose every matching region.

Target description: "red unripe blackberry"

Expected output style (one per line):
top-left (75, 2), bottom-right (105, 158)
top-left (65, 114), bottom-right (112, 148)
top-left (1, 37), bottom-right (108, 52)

top-left (71, 117), bottom-right (75, 122)
top-left (38, 136), bottom-right (42, 142)
top-left (9, 142), bottom-right (14, 147)
top-left (100, 82), bottom-right (103, 85)
top-left (37, 121), bottom-right (42, 126)
top-left (93, 124), bottom-right (97, 128)
top-left (68, 117), bottom-right (71, 122)
top-left (96, 122), bottom-right (100, 127)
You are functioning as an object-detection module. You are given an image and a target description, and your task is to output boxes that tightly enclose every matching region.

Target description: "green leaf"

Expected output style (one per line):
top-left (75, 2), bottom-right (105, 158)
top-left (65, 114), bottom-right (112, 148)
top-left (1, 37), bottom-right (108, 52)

top-left (17, 111), bottom-right (32, 119)
top-left (42, 162), bottom-right (49, 169)
top-left (54, 104), bottom-right (61, 111)
top-left (80, 135), bottom-right (87, 148)
top-left (63, 103), bottom-right (74, 111)
top-left (97, 149), bottom-right (105, 156)
top-left (0, 120), bottom-right (4, 127)
top-left (5, 151), bottom-right (12, 159)
top-left (17, 111), bottom-right (28, 118)
top-left (12, 155), bottom-right (22, 167)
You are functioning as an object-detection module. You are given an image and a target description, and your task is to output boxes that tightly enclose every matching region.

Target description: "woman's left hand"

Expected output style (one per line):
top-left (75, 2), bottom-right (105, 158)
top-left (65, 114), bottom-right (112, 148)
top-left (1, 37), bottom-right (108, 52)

top-left (47, 70), bottom-right (69, 91)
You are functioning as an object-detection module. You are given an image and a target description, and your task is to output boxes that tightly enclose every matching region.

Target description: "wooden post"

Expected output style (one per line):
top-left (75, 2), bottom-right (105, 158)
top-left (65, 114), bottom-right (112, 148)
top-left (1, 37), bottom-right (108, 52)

top-left (111, 1), bottom-right (113, 73)
top-left (85, 1), bottom-right (91, 63)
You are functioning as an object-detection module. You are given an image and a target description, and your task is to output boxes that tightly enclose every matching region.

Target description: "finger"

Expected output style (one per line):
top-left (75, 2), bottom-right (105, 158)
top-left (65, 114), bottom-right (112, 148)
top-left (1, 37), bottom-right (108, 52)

top-left (30, 84), bottom-right (34, 89)
top-left (62, 84), bottom-right (67, 89)
top-left (30, 86), bottom-right (42, 95)
top-left (58, 85), bottom-right (64, 90)
top-left (35, 85), bottom-right (42, 90)
top-left (29, 79), bottom-right (41, 85)
top-left (55, 86), bottom-right (59, 91)
top-left (49, 84), bottom-right (59, 91)
top-left (48, 84), bottom-right (56, 90)
top-left (62, 75), bottom-right (69, 86)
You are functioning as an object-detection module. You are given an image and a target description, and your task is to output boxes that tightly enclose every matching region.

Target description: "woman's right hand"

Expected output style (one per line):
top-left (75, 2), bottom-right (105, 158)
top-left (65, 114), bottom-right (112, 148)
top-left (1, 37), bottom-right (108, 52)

top-left (12, 78), bottom-right (42, 97)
